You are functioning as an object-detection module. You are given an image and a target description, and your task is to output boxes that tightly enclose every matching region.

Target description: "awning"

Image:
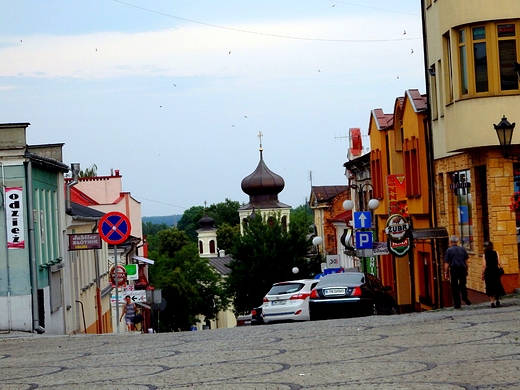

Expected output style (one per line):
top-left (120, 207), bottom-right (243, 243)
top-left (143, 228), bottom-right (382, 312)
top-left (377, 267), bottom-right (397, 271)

top-left (410, 227), bottom-right (449, 240)
top-left (132, 255), bottom-right (155, 265)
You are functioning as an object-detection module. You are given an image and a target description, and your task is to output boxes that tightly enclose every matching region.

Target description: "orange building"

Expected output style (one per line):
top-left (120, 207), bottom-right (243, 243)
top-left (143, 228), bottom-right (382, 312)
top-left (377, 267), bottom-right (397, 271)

top-left (369, 89), bottom-right (447, 312)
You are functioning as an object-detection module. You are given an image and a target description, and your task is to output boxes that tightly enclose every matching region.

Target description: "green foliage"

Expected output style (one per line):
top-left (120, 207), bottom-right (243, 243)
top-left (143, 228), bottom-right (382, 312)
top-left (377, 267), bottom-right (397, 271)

top-left (177, 199), bottom-right (241, 242)
top-left (216, 222), bottom-right (240, 253)
top-left (156, 227), bottom-right (191, 258)
top-left (78, 164), bottom-right (97, 178)
top-left (225, 212), bottom-right (314, 315)
top-left (290, 204), bottom-right (314, 234)
top-left (148, 232), bottom-right (229, 332)
top-left (143, 221), bottom-right (170, 236)
top-left (207, 199), bottom-right (240, 227)
top-left (176, 206), bottom-right (205, 242)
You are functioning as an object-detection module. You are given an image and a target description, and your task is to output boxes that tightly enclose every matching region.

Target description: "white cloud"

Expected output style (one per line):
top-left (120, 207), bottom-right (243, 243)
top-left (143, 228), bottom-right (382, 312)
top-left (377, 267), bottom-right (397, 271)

top-left (0, 14), bottom-right (422, 81)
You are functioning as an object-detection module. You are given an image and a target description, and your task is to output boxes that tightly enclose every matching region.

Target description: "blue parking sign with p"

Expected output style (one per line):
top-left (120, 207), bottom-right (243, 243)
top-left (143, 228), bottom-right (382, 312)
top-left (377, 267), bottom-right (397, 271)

top-left (355, 231), bottom-right (373, 249)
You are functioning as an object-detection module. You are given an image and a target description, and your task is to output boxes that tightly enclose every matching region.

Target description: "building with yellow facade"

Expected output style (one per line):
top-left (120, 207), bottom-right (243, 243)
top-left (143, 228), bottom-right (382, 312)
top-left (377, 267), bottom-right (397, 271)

top-left (423, 0), bottom-right (520, 298)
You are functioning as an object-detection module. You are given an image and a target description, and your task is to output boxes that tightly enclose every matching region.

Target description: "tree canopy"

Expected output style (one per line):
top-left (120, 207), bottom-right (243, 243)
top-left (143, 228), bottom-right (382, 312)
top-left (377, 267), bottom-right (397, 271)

top-left (225, 212), bottom-right (318, 314)
top-left (147, 228), bottom-right (228, 331)
top-left (176, 199), bottom-right (241, 242)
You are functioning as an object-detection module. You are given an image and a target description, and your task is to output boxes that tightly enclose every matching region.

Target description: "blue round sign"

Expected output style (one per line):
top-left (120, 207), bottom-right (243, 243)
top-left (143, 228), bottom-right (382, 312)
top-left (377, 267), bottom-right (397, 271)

top-left (98, 211), bottom-right (131, 245)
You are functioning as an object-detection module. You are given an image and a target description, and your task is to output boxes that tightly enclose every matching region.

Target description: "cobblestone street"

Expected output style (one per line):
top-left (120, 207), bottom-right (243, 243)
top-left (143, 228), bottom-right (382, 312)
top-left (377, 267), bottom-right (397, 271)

top-left (1, 296), bottom-right (519, 389)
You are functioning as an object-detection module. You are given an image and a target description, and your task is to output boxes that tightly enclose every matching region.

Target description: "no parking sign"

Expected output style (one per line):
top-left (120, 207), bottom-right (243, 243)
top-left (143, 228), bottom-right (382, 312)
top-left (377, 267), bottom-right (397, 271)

top-left (98, 211), bottom-right (131, 245)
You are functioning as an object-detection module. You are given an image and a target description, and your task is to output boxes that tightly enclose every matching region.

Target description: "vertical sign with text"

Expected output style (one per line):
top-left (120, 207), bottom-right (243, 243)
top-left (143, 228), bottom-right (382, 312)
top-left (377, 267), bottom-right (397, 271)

top-left (6, 187), bottom-right (25, 249)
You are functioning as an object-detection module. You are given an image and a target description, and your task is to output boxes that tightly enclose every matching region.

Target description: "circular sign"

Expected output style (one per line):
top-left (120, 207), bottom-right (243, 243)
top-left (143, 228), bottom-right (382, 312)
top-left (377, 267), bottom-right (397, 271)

top-left (384, 214), bottom-right (410, 243)
top-left (110, 265), bottom-right (127, 287)
top-left (98, 211), bottom-right (131, 245)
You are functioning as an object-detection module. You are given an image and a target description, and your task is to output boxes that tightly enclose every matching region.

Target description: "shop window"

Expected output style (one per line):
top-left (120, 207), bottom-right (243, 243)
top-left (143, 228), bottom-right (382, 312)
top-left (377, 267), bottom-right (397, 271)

top-left (449, 169), bottom-right (473, 251)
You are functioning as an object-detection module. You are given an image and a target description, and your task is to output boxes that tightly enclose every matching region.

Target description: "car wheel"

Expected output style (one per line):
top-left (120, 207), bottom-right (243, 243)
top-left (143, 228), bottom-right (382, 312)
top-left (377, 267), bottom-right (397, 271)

top-left (390, 305), bottom-right (398, 315)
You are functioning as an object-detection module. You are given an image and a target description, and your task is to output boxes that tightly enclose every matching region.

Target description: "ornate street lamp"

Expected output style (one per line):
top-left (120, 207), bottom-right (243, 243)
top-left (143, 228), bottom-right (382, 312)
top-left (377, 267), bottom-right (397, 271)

top-left (494, 115), bottom-right (519, 160)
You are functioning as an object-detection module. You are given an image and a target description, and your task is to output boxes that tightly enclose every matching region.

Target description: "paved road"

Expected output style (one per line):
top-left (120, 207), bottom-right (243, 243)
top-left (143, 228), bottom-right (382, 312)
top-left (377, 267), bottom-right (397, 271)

top-left (1, 295), bottom-right (519, 389)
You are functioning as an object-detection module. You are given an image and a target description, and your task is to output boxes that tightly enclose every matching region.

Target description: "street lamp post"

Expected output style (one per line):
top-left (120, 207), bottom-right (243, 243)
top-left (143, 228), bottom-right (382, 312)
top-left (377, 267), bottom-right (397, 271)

top-left (494, 115), bottom-right (519, 160)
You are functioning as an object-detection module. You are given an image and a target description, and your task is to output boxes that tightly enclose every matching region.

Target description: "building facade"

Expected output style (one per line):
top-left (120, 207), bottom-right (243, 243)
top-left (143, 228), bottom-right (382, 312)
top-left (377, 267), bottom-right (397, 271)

top-left (0, 123), bottom-right (70, 333)
top-left (423, 0), bottom-right (520, 299)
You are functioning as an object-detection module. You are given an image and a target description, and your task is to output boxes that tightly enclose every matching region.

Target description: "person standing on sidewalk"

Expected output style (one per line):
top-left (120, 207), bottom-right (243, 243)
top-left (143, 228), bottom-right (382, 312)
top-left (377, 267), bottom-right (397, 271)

top-left (481, 241), bottom-right (506, 308)
top-left (444, 235), bottom-right (471, 308)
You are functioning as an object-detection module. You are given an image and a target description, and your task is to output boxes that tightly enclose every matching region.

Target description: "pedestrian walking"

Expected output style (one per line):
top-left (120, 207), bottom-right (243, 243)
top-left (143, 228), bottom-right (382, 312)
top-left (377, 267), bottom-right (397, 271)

top-left (444, 235), bottom-right (471, 308)
top-left (120, 295), bottom-right (137, 331)
top-left (481, 241), bottom-right (506, 308)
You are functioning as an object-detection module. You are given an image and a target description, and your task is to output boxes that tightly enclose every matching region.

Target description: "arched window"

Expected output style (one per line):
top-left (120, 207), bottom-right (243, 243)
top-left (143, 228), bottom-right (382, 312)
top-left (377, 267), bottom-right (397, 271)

top-left (209, 240), bottom-right (216, 254)
top-left (198, 240), bottom-right (203, 254)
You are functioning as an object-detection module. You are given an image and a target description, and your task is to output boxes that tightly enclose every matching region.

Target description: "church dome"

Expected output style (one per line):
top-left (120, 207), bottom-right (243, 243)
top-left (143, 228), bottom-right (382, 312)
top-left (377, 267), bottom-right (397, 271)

top-left (198, 213), bottom-right (215, 230)
top-left (241, 154), bottom-right (285, 198)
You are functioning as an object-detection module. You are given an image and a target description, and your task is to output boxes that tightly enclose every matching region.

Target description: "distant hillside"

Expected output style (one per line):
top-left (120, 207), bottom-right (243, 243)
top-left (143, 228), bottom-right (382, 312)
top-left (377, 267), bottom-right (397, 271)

top-left (142, 215), bottom-right (182, 226)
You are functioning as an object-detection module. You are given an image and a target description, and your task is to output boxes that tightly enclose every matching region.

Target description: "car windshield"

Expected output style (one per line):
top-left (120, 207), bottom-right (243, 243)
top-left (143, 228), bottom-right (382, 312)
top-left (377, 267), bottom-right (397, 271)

top-left (267, 282), bottom-right (304, 295)
top-left (318, 273), bottom-right (364, 287)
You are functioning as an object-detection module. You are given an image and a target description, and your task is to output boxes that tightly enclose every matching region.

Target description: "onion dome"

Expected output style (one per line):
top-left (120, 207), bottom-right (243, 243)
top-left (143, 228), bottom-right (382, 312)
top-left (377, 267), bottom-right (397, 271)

top-left (241, 150), bottom-right (285, 202)
top-left (198, 213), bottom-right (215, 230)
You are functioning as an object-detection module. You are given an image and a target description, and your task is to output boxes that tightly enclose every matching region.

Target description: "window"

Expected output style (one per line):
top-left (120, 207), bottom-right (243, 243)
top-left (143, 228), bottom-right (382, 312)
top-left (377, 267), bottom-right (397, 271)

top-left (458, 29), bottom-right (469, 95)
top-left (370, 149), bottom-right (384, 199)
top-left (449, 170), bottom-right (473, 251)
top-left (473, 26), bottom-right (488, 92)
top-left (498, 24), bottom-right (518, 91)
top-left (404, 137), bottom-right (421, 197)
top-left (454, 21), bottom-right (519, 98)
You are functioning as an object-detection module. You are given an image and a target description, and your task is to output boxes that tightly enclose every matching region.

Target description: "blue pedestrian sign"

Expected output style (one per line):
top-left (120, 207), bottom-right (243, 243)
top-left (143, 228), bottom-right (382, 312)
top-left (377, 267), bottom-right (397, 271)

top-left (355, 231), bottom-right (373, 249)
top-left (353, 211), bottom-right (372, 229)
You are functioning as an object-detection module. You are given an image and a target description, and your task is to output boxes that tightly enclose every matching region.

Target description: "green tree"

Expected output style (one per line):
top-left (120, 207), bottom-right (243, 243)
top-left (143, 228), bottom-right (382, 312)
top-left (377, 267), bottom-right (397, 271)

top-left (177, 199), bottom-right (241, 242)
top-left (290, 204), bottom-right (314, 234)
top-left (148, 228), bottom-right (228, 331)
top-left (79, 164), bottom-right (98, 178)
top-left (216, 222), bottom-right (240, 253)
top-left (207, 199), bottom-right (240, 227)
top-left (176, 206), bottom-right (205, 242)
top-left (225, 212), bottom-right (313, 315)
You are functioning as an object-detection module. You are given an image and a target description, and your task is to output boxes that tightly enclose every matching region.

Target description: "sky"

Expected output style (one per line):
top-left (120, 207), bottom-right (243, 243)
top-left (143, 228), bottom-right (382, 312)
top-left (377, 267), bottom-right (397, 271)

top-left (0, 0), bottom-right (425, 217)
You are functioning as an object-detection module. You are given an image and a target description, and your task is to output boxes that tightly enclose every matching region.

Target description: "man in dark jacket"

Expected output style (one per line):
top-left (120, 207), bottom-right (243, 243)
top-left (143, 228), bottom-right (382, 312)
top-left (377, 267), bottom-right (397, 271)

top-left (444, 235), bottom-right (471, 308)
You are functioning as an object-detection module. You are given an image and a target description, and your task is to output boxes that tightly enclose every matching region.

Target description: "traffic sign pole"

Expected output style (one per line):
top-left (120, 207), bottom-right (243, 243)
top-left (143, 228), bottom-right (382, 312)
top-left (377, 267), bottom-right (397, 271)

top-left (115, 245), bottom-right (119, 333)
top-left (98, 211), bottom-right (132, 334)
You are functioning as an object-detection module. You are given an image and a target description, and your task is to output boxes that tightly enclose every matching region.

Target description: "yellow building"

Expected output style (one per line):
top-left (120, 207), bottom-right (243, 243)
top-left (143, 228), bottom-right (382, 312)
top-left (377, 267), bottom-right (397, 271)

top-left (369, 89), bottom-right (444, 312)
top-left (423, 0), bottom-right (520, 298)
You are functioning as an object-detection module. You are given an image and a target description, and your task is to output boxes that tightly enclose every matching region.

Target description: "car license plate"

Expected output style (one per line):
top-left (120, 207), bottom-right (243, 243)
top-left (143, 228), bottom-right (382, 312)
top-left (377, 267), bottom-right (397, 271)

top-left (271, 300), bottom-right (286, 306)
top-left (324, 288), bottom-right (345, 295)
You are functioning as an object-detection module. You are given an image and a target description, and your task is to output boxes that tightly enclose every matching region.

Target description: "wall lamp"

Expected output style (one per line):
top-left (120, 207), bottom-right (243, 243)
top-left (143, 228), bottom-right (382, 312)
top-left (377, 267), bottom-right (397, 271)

top-left (494, 115), bottom-right (520, 161)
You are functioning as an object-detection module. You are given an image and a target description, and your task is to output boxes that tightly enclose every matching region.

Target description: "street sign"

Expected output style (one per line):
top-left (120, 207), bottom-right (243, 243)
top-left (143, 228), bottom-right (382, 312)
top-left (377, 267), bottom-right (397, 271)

top-left (353, 211), bottom-right (372, 229)
top-left (98, 211), bottom-right (131, 245)
top-left (355, 231), bottom-right (373, 249)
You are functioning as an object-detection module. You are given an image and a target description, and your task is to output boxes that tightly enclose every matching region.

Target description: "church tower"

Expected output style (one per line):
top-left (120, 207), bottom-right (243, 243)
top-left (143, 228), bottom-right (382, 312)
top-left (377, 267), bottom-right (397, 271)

top-left (196, 211), bottom-right (217, 258)
top-left (238, 132), bottom-right (291, 234)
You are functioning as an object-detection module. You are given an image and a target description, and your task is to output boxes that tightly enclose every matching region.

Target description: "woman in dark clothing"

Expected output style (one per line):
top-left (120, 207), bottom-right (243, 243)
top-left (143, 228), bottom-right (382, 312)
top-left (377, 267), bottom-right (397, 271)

top-left (481, 241), bottom-right (506, 308)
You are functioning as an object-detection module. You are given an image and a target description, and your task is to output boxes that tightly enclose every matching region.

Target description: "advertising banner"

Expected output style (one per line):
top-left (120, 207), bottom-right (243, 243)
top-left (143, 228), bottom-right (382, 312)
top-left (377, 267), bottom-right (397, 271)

top-left (6, 187), bottom-right (25, 249)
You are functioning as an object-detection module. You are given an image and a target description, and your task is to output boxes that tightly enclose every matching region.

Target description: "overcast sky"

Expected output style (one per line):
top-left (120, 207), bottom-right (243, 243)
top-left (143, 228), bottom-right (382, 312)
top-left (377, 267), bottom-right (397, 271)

top-left (1, 0), bottom-right (425, 217)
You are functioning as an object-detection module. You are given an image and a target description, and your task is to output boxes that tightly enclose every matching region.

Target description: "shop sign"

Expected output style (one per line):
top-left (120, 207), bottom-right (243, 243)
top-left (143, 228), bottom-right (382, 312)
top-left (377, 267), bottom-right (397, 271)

top-left (68, 233), bottom-right (102, 250)
top-left (6, 187), bottom-right (25, 249)
top-left (389, 238), bottom-right (411, 257)
top-left (385, 214), bottom-right (410, 242)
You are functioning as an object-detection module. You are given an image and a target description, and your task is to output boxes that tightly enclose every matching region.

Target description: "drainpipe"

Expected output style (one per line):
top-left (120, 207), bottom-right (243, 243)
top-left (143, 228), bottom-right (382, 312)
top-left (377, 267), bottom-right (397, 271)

top-left (26, 160), bottom-right (44, 334)
top-left (420, 0), bottom-right (443, 308)
top-left (66, 163), bottom-right (80, 214)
